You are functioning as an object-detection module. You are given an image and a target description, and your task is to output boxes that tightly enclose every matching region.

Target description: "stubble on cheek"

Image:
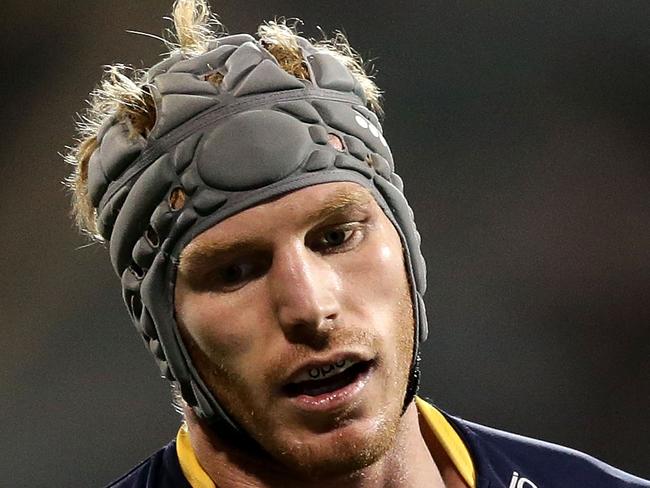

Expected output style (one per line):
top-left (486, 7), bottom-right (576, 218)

top-left (178, 329), bottom-right (287, 464)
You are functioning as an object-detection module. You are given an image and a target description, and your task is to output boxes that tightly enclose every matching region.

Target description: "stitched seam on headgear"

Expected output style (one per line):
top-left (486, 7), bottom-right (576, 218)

top-left (98, 87), bottom-right (362, 214)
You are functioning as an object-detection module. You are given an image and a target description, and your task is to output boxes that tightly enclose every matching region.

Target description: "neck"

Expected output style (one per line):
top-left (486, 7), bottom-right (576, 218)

top-left (184, 402), bottom-right (449, 488)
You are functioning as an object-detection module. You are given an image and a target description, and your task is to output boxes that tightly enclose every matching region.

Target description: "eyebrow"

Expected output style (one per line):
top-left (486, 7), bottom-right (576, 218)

top-left (302, 187), bottom-right (373, 224)
top-left (178, 187), bottom-right (373, 276)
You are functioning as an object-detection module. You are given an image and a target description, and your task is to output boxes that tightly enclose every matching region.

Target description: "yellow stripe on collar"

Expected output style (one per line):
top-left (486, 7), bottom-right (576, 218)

top-left (415, 397), bottom-right (477, 488)
top-left (176, 424), bottom-right (216, 488)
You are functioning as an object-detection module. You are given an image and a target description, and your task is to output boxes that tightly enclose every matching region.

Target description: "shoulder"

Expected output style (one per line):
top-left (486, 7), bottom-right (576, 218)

top-left (446, 413), bottom-right (650, 487)
top-left (105, 440), bottom-right (191, 488)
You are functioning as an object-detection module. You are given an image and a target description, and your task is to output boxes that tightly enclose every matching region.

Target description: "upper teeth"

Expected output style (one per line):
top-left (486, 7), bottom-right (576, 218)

top-left (293, 359), bottom-right (356, 383)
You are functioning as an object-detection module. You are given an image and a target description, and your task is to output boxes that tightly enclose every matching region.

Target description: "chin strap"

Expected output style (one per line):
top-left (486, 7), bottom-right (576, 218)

top-left (403, 353), bottom-right (421, 413)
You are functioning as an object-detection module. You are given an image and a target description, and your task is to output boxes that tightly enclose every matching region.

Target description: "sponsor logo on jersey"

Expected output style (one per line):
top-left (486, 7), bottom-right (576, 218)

top-left (508, 471), bottom-right (538, 488)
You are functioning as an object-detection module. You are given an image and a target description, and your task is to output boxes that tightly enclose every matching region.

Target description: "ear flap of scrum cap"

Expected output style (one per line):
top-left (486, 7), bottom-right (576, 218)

top-left (372, 172), bottom-right (428, 342)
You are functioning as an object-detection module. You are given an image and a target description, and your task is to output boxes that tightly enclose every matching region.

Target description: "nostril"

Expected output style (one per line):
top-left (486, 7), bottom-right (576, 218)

top-left (325, 312), bottom-right (338, 322)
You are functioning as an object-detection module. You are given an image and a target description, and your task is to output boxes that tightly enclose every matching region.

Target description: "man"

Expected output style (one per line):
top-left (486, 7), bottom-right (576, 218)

top-left (66, 1), bottom-right (649, 486)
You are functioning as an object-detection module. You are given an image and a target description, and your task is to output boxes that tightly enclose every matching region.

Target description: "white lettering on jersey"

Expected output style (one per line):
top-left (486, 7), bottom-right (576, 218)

top-left (509, 471), bottom-right (539, 488)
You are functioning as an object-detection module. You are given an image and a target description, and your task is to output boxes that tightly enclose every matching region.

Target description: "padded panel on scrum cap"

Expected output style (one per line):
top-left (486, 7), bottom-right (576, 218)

top-left (100, 124), bottom-right (145, 180)
top-left (109, 155), bottom-right (177, 275)
top-left (274, 100), bottom-right (322, 124)
top-left (368, 154), bottom-right (392, 180)
top-left (149, 40), bottom-right (309, 140)
top-left (172, 132), bottom-right (203, 173)
top-left (145, 52), bottom-right (184, 82)
top-left (138, 254), bottom-right (194, 384)
top-left (304, 149), bottom-right (336, 171)
top-left (149, 42), bottom-right (247, 139)
top-left (206, 33), bottom-right (257, 51)
top-left (97, 185), bottom-right (130, 238)
top-left (192, 189), bottom-right (228, 216)
top-left (307, 124), bottom-right (329, 144)
top-left (155, 72), bottom-right (221, 96)
top-left (195, 110), bottom-right (312, 191)
top-left (296, 37), bottom-right (367, 103)
top-left (311, 100), bottom-right (392, 164)
top-left (148, 203), bottom-right (177, 244)
top-left (307, 52), bottom-right (356, 92)
top-left (87, 151), bottom-right (109, 208)
top-left (87, 120), bottom-right (146, 207)
top-left (132, 236), bottom-right (157, 271)
top-left (154, 94), bottom-right (223, 140)
top-left (221, 42), bottom-right (269, 91)
top-left (233, 59), bottom-right (304, 97)
top-left (167, 44), bottom-right (238, 75)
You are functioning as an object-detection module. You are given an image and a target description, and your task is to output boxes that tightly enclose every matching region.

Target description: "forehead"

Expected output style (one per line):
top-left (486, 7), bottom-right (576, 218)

top-left (181, 181), bottom-right (377, 253)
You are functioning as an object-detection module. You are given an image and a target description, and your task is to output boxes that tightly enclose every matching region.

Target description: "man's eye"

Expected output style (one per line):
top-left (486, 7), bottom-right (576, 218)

top-left (313, 225), bottom-right (362, 252)
top-left (322, 229), bottom-right (350, 246)
top-left (217, 262), bottom-right (254, 287)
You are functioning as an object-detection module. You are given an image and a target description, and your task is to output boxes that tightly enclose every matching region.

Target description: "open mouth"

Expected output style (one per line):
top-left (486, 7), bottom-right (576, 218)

top-left (283, 359), bottom-right (373, 398)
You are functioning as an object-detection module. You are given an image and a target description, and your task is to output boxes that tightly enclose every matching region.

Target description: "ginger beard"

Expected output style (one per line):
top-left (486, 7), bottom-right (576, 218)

top-left (174, 183), bottom-right (417, 479)
top-left (178, 282), bottom-right (415, 479)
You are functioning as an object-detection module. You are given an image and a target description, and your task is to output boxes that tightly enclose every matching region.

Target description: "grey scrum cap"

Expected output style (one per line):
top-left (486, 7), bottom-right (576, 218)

top-left (86, 33), bottom-right (428, 441)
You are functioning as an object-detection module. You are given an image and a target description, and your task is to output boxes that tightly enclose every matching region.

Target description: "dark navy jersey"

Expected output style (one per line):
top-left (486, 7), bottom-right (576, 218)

top-left (106, 413), bottom-right (649, 488)
top-left (444, 413), bottom-right (649, 487)
top-left (106, 440), bottom-right (190, 488)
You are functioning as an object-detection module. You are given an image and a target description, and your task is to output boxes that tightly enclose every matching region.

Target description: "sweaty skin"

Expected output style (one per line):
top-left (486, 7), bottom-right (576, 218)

top-left (175, 182), bottom-right (466, 487)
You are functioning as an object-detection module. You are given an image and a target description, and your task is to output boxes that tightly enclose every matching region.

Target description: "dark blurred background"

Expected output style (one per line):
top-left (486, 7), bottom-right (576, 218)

top-left (2, 1), bottom-right (648, 486)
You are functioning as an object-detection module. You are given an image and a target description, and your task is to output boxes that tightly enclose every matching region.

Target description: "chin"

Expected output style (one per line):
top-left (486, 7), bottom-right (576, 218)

top-left (263, 407), bottom-right (403, 479)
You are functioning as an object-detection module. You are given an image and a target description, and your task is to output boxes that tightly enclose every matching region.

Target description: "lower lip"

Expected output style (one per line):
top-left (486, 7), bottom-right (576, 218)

top-left (286, 365), bottom-right (374, 413)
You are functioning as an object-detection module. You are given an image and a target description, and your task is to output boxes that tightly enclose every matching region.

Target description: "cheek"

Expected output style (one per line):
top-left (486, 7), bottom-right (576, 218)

top-left (175, 286), bottom-right (260, 361)
top-left (338, 224), bottom-right (410, 318)
top-left (353, 220), bottom-right (406, 287)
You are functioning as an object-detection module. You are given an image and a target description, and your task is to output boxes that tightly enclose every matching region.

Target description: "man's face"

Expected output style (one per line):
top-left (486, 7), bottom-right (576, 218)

top-left (175, 182), bottom-right (414, 476)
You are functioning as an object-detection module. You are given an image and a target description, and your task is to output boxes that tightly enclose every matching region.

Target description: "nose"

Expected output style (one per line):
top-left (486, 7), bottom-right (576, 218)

top-left (269, 241), bottom-right (341, 341)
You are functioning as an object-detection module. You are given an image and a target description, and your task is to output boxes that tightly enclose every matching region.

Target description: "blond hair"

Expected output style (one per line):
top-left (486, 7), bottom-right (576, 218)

top-left (65, 0), bottom-right (383, 241)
